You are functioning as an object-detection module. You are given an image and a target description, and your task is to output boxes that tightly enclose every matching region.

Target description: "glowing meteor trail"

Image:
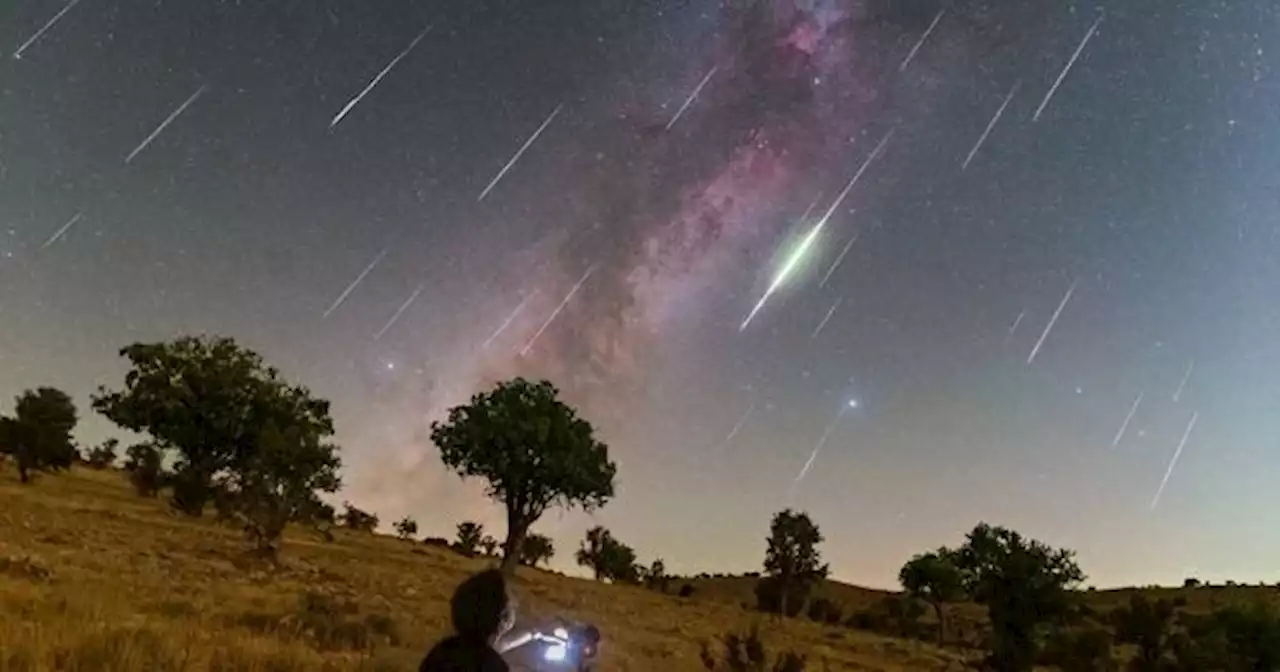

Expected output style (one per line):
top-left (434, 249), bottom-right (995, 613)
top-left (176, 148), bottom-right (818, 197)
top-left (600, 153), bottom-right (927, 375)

top-left (899, 8), bottom-right (945, 72)
top-left (323, 248), bottom-right (388, 319)
top-left (1033, 14), bottom-right (1103, 122)
top-left (519, 265), bottom-right (595, 356)
top-left (739, 129), bottom-right (894, 331)
top-left (330, 25), bottom-right (434, 130)
top-left (1151, 411), bottom-right (1198, 509)
top-left (125, 85), bottom-right (207, 164)
top-left (41, 211), bottom-right (83, 248)
top-left (811, 297), bottom-right (843, 338)
top-left (478, 103), bottom-right (564, 202)
top-left (665, 65), bottom-right (718, 131)
top-left (12, 0), bottom-right (82, 60)
top-left (962, 80), bottom-right (1021, 170)
top-left (483, 293), bottom-right (533, 349)
top-left (1026, 279), bottom-right (1077, 365)
top-left (374, 284), bottom-right (424, 340)
top-left (1172, 359), bottom-right (1195, 402)
top-left (1112, 390), bottom-right (1145, 447)
top-left (1004, 309), bottom-right (1026, 344)
top-left (715, 402), bottom-right (755, 455)
top-left (788, 401), bottom-right (857, 500)
top-left (819, 231), bottom-right (858, 288)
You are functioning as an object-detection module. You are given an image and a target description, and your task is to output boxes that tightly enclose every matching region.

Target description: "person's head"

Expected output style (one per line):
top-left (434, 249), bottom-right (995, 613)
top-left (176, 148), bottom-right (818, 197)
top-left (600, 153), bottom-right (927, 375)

top-left (450, 569), bottom-right (516, 644)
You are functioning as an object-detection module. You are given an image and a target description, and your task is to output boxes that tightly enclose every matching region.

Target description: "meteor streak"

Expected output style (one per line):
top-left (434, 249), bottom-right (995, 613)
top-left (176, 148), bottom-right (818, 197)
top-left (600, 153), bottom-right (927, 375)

top-left (41, 212), bottom-right (83, 248)
top-left (483, 293), bottom-right (534, 349)
top-left (330, 25), bottom-right (434, 129)
top-left (125, 85), bottom-right (207, 164)
top-left (962, 80), bottom-right (1021, 171)
top-left (1033, 14), bottom-right (1103, 122)
top-left (740, 129), bottom-right (894, 331)
top-left (478, 104), bottom-right (564, 202)
top-left (665, 65), bottom-right (718, 131)
top-left (374, 284), bottom-right (424, 340)
top-left (323, 248), bottom-right (388, 319)
top-left (12, 0), bottom-right (83, 60)
top-left (1151, 411), bottom-right (1198, 509)
top-left (899, 8), bottom-right (946, 72)
top-left (1111, 390), bottom-right (1144, 447)
top-left (519, 265), bottom-right (595, 356)
top-left (1026, 279), bottom-right (1077, 365)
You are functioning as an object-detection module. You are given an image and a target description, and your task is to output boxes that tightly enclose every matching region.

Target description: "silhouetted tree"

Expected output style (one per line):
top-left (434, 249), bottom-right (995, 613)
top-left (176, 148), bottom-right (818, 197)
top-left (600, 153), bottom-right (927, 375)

top-left (899, 548), bottom-right (966, 644)
top-left (952, 522), bottom-right (1085, 672)
top-left (1039, 627), bottom-right (1115, 672)
top-left (480, 535), bottom-right (499, 557)
top-left (0, 387), bottom-right (78, 483)
top-left (807, 597), bottom-right (842, 625)
top-left (645, 558), bottom-right (670, 593)
top-left (1113, 594), bottom-right (1177, 670)
top-left (394, 517), bottom-right (418, 541)
top-left (93, 336), bottom-right (336, 517)
top-left (215, 422), bottom-right (341, 560)
top-left (84, 438), bottom-right (119, 469)
top-left (454, 521), bottom-right (484, 556)
top-left (124, 442), bottom-right (166, 496)
top-left (519, 532), bottom-right (555, 567)
top-left (760, 509), bottom-right (828, 618)
top-left (575, 525), bottom-right (638, 582)
top-left (430, 378), bottom-right (616, 575)
top-left (340, 502), bottom-right (378, 532)
top-left (1183, 577), bottom-right (1201, 589)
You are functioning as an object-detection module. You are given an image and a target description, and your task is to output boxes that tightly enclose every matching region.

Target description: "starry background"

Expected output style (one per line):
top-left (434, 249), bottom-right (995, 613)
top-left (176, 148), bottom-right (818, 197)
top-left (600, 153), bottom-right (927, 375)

top-left (1, 0), bottom-right (1277, 589)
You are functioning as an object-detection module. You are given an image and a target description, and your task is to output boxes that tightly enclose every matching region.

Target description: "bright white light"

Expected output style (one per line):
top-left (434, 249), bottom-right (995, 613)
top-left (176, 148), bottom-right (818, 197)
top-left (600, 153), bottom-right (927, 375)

top-left (544, 644), bottom-right (567, 662)
top-left (552, 627), bottom-right (569, 640)
top-left (847, 399), bottom-right (859, 409)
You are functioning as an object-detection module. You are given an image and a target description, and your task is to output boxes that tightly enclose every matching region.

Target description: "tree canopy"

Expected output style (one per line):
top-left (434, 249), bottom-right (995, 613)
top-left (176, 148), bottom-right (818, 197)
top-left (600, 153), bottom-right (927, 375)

top-left (951, 522), bottom-right (1084, 672)
top-left (0, 387), bottom-right (78, 483)
top-left (92, 336), bottom-right (335, 516)
top-left (899, 548), bottom-right (965, 643)
top-left (760, 509), bottom-right (828, 617)
top-left (575, 525), bottom-right (638, 583)
top-left (519, 532), bottom-right (556, 568)
top-left (430, 377), bottom-right (616, 574)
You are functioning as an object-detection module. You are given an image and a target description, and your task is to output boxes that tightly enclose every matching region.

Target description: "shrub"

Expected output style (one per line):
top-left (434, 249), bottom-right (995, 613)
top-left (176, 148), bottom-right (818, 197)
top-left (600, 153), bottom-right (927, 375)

top-left (699, 626), bottom-right (807, 671)
top-left (1038, 627), bottom-right (1115, 672)
top-left (679, 584), bottom-right (696, 598)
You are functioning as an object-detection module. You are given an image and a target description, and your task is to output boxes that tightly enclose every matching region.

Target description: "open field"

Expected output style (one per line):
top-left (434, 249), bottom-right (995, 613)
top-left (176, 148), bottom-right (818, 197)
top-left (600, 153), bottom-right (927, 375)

top-left (0, 465), bottom-right (964, 671)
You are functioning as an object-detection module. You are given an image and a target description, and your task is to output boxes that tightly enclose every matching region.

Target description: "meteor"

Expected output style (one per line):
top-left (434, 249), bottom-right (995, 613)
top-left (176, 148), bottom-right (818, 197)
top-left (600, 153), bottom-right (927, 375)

top-left (739, 129), bottom-right (894, 331)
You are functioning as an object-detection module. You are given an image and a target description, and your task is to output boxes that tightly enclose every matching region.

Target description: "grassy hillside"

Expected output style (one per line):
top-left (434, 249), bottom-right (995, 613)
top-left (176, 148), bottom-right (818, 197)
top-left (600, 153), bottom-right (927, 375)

top-left (0, 465), bottom-right (964, 671)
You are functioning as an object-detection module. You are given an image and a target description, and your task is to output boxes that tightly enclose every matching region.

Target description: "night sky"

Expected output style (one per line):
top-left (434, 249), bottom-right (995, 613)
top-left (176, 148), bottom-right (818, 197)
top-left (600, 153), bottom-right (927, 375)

top-left (3, 0), bottom-right (1277, 590)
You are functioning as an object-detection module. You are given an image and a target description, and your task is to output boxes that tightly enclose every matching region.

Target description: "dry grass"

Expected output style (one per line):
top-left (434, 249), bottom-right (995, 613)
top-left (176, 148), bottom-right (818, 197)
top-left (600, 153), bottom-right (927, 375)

top-left (0, 466), bottom-right (965, 671)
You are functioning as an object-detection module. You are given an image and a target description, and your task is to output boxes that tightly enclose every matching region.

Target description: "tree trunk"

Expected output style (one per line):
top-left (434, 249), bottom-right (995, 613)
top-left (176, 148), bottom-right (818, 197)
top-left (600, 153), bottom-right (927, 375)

top-left (17, 462), bottom-right (29, 484)
top-left (931, 601), bottom-right (947, 644)
top-left (779, 583), bottom-right (790, 619)
top-left (500, 521), bottom-right (526, 577)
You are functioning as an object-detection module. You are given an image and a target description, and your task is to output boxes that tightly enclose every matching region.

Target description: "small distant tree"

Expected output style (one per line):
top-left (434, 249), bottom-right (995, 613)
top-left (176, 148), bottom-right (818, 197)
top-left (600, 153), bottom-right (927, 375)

top-left (645, 558), bottom-right (670, 593)
top-left (124, 442), bottom-right (166, 496)
top-left (215, 423), bottom-right (342, 561)
top-left (1112, 594), bottom-right (1177, 671)
top-left (1183, 577), bottom-right (1201, 589)
top-left (0, 387), bottom-right (79, 483)
top-left (519, 532), bottom-right (555, 567)
top-left (84, 438), bottom-right (120, 469)
top-left (340, 502), bottom-right (378, 532)
top-left (455, 521), bottom-right (484, 556)
top-left (575, 525), bottom-right (638, 582)
top-left (430, 378), bottom-right (617, 575)
top-left (952, 523), bottom-right (1085, 672)
top-left (760, 509), bottom-right (828, 618)
top-left (899, 548), bottom-right (966, 643)
top-left (480, 535), bottom-right (499, 557)
top-left (394, 517), bottom-right (419, 541)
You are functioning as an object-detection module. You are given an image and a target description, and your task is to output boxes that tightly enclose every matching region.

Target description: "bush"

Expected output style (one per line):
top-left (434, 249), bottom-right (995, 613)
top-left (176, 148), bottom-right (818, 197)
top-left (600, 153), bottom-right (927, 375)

top-left (84, 439), bottom-right (119, 469)
top-left (679, 584), bottom-right (696, 598)
top-left (699, 626), bottom-right (806, 671)
top-left (1038, 627), bottom-right (1115, 672)
top-left (755, 575), bottom-right (808, 618)
top-left (807, 597), bottom-right (842, 625)
top-left (1183, 577), bottom-right (1201, 589)
top-left (339, 502), bottom-right (378, 532)
top-left (124, 443), bottom-right (166, 497)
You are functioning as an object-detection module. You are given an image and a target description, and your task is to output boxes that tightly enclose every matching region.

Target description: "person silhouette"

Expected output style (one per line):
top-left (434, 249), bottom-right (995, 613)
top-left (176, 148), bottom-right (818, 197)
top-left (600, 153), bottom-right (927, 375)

top-left (419, 569), bottom-right (515, 672)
